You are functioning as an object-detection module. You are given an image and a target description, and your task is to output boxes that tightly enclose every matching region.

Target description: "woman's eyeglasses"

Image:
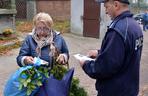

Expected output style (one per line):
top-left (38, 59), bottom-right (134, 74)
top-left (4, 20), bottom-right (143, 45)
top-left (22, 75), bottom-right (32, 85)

top-left (35, 27), bottom-right (50, 33)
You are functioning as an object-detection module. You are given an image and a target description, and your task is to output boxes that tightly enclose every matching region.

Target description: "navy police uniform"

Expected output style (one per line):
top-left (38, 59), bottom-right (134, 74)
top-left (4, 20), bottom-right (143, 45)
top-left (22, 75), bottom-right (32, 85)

top-left (82, 11), bottom-right (143, 96)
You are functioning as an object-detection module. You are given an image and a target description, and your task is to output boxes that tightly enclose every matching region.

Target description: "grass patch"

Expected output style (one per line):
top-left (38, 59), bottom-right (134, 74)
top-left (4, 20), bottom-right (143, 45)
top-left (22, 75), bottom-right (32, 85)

top-left (53, 20), bottom-right (70, 33)
top-left (16, 20), bottom-right (33, 33)
top-left (0, 35), bottom-right (17, 41)
top-left (0, 40), bottom-right (22, 55)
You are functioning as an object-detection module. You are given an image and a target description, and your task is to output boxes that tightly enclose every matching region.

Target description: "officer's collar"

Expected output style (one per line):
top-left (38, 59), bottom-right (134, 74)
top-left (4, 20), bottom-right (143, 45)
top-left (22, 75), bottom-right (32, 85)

top-left (109, 11), bottom-right (133, 28)
top-left (114, 11), bottom-right (133, 21)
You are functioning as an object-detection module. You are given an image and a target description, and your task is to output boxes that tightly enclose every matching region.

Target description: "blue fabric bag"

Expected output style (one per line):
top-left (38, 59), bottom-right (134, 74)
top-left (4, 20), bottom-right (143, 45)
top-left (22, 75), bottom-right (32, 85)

top-left (4, 58), bottom-right (43, 96)
top-left (35, 68), bottom-right (74, 96)
top-left (3, 58), bottom-right (41, 96)
top-left (3, 66), bottom-right (38, 96)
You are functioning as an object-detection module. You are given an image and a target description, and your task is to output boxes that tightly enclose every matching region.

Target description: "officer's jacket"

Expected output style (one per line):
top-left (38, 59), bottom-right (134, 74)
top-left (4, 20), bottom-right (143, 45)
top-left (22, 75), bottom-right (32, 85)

top-left (83, 11), bottom-right (143, 96)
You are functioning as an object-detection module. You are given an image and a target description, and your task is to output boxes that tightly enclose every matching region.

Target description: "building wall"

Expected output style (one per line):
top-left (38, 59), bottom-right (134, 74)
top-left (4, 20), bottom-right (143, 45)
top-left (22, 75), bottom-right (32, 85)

top-left (36, 0), bottom-right (70, 20)
top-left (71, 0), bottom-right (83, 35)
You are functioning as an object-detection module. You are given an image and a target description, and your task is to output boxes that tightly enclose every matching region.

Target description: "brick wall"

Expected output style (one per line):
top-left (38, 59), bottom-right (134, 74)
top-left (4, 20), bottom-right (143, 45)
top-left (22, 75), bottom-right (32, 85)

top-left (36, 0), bottom-right (70, 20)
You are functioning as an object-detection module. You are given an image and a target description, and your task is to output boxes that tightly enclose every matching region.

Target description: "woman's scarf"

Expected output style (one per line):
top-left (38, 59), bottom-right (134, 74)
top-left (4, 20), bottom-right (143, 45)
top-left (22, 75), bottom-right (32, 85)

top-left (32, 28), bottom-right (56, 57)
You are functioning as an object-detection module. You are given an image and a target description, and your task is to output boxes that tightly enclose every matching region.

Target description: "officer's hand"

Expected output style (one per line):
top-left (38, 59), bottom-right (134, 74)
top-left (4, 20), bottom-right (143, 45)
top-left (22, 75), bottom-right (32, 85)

top-left (79, 59), bottom-right (86, 67)
top-left (87, 50), bottom-right (98, 58)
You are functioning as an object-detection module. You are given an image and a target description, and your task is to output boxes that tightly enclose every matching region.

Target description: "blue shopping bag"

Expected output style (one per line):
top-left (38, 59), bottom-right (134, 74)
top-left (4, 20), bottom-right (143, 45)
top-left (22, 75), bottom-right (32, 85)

top-left (3, 57), bottom-right (48, 96)
top-left (3, 66), bottom-right (34, 96)
top-left (3, 65), bottom-right (41, 96)
top-left (35, 68), bottom-right (74, 96)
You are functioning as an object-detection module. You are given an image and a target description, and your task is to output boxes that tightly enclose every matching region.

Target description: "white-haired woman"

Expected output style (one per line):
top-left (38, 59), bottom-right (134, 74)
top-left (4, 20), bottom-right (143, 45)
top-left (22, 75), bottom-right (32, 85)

top-left (17, 12), bottom-right (69, 67)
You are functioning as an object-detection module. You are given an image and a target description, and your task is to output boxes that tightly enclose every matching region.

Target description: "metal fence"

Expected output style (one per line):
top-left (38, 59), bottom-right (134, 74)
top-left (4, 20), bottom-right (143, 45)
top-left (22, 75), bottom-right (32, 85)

top-left (16, 0), bottom-right (26, 19)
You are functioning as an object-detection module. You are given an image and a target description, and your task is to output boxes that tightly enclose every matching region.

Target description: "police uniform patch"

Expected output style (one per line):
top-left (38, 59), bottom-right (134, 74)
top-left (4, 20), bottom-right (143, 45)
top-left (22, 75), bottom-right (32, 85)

top-left (135, 36), bottom-right (143, 51)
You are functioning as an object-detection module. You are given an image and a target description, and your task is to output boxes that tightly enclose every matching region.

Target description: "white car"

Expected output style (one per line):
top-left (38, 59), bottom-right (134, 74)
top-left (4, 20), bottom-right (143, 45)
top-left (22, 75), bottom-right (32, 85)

top-left (133, 13), bottom-right (144, 24)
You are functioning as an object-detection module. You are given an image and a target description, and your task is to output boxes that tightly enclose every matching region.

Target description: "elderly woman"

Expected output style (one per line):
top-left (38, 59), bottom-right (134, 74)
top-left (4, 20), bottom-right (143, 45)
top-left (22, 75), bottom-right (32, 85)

top-left (17, 12), bottom-right (69, 67)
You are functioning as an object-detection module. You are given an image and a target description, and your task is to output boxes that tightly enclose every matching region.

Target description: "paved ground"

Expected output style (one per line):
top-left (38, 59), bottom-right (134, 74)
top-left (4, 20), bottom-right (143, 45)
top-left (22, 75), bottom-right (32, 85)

top-left (0, 32), bottom-right (148, 96)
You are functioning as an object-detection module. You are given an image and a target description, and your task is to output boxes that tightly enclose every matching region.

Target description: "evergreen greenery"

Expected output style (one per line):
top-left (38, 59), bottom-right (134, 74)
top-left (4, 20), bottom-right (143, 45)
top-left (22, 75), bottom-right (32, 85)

top-left (51, 64), bottom-right (88, 96)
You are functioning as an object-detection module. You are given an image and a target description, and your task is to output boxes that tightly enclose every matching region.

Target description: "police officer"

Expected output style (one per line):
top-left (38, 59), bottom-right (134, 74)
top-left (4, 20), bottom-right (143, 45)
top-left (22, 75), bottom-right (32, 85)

top-left (78, 0), bottom-right (143, 96)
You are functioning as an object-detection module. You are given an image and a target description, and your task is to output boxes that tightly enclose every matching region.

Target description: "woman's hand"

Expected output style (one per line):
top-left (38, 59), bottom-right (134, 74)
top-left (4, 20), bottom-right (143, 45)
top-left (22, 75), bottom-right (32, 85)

top-left (56, 54), bottom-right (67, 64)
top-left (24, 56), bottom-right (34, 65)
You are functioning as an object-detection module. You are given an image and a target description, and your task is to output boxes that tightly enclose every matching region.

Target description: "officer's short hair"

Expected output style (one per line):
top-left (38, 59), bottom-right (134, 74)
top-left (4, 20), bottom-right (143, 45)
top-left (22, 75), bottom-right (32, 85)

top-left (97, 0), bottom-right (130, 5)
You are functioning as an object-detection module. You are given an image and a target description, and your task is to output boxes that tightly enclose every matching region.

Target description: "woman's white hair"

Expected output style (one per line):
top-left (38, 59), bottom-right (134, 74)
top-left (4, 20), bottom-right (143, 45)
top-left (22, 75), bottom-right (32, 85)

top-left (33, 12), bottom-right (53, 28)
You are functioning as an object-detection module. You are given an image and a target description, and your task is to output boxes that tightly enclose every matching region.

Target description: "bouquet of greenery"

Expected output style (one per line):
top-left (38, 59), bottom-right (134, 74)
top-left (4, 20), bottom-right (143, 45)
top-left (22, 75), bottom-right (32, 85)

top-left (18, 65), bottom-right (49, 95)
